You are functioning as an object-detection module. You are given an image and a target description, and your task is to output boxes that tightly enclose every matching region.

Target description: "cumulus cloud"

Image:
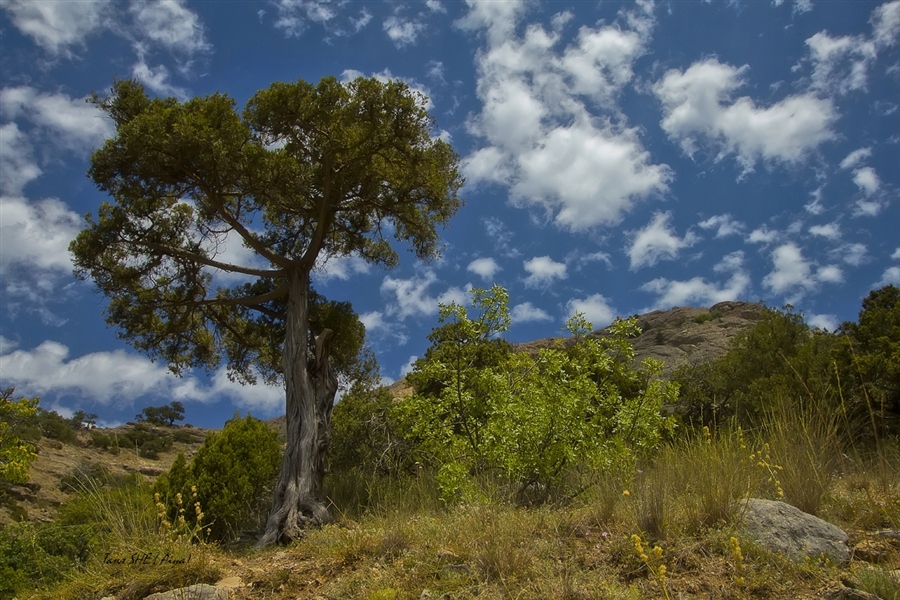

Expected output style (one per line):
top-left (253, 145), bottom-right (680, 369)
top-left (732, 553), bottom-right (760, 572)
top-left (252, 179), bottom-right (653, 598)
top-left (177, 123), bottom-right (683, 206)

top-left (808, 313), bottom-right (839, 331)
top-left (840, 147), bottom-right (873, 170)
top-left (762, 242), bottom-right (843, 301)
top-left (0, 340), bottom-right (284, 414)
top-left (523, 256), bottom-right (567, 287)
top-left (831, 243), bottom-right (868, 266)
top-left (805, 31), bottom-right (876, 95)
top-left (130, 0), bottom-right (211, 56)
top-left (654, 58), bottom-right (837, 174)
top-left (0, 0), bottom-right (109, 56)
top-left (0, 87), bottom-right (113, 151)
top-left (0, 196), bottom-right (80, 276)
top-left (0, 123), bottom-right (40, 196)
top-left (878, 266), bottom-right (900, 286)
top-left (627, 212), bottom-right (699, 270)
top-left (383, 15), bottom-right (425, 47)
top-left (809, 222), bottom-right (841, 239)
top-left (461, 0), bottom-right (671, 230)
top-left (510, 302), bottom-right (552, 323)
top-left (314, 253), bottom-right (370, 282)
top-left (641, 251), bottom-right (750, 310)
top-left (747, 226), bottom-right (779, 244)
top-left (467, 257), bottom-right (501, 281)
top-left (698, 214), bottom-right (744, 238)
top-left (381, 271), bottom-right (470, 319)
top-left (565, 294), bottom-right (615, 329)
top-left (871, 0), bottom-right (900, 49)
top-left (852, 167), bottom-right (881, 196)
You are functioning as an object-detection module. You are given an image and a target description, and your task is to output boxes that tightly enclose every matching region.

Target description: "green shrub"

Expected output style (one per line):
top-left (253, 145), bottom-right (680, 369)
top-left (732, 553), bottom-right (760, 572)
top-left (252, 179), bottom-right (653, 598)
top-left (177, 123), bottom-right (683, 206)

top-left (155, 414), bottom-right (282, 542)
top-left (395, 285), bottom-right (676, 504)
top-left (0, 521), bottom-right (93, 597)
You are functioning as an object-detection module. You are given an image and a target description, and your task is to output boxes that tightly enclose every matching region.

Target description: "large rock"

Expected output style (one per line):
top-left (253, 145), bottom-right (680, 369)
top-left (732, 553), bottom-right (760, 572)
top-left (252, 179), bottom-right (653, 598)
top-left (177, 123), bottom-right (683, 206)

top-left (143, 583), bottom-right (231, 600)
top-left (741, 498), bottom-right (849, 564)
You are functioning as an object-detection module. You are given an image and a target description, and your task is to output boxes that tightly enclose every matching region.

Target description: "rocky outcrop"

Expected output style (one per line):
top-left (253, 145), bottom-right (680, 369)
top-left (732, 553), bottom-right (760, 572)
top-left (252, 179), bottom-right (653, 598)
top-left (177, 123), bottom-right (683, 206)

top-left (518, 301), bottom-right (768, 375)
top-left (741, 498), bottom-right (850, 565)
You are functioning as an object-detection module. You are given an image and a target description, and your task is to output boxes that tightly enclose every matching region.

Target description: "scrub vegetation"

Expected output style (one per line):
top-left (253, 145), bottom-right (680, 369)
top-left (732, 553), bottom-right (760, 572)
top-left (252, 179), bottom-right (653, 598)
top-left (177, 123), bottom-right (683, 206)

top-left (2, 285), bottom-right (900, 599)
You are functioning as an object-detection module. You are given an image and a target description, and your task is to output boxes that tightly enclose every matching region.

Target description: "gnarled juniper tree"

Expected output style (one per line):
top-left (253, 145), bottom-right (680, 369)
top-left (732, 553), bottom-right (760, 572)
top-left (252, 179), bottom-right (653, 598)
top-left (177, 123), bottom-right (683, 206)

top-left (70, 76), bottom-right (462, 546)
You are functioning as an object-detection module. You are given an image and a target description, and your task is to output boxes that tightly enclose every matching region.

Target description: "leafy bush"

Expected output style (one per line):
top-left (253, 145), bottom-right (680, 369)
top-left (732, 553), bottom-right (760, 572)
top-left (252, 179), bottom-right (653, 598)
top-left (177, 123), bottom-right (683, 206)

top-left (0, 521), bottom-right (93, 597)
top-left (155, 414), bottom-right (282, 542)
top-left (119, 423), bottom-right (173, 459)
top-left (0, 388), bottom-right (39, 484)
top-left (394, 285), bottom-right (676, 504)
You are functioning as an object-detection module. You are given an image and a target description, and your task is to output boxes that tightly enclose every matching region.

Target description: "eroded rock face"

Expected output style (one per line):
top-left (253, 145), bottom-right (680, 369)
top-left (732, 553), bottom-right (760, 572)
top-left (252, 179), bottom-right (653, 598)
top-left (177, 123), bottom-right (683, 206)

top-left (142, 583), bottom-right (231, 600)
top-left (741, 498), bottom-right (849, 565)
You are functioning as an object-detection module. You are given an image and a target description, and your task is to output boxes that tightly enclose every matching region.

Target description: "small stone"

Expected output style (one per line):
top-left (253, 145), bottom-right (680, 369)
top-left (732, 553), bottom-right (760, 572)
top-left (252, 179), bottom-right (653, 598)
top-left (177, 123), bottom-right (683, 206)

top-left (741, 498), bottom-right (849, 565)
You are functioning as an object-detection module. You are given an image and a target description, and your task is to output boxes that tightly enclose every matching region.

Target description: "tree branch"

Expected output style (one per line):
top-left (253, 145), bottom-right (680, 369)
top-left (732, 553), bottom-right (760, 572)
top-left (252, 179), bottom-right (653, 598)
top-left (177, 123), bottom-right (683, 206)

top-left (141, 241), bottom-right (287, 279)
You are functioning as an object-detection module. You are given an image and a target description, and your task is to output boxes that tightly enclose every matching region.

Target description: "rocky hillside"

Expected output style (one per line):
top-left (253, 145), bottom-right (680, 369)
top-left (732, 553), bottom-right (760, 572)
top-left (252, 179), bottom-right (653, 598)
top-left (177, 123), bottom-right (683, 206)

top-left (3, 302), bottom-right (767, 525)
top-left (391, 301), bottom-right (768, 400)
top-left (518, 300), bottom-right (767, 375)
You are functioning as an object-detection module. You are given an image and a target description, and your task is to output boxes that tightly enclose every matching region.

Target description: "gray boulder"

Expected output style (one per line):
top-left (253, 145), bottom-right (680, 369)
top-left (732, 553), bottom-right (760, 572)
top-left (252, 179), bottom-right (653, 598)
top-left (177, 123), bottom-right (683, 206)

top-left (143, 583), bottom-right (231, 600)
top-left (741, 498), bottom-right (849, 565)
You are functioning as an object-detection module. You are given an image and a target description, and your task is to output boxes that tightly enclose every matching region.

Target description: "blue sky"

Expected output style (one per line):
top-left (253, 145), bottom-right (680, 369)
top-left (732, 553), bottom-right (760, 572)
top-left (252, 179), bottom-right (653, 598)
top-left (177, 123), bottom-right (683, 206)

top-left (1, 0), bottom-right (898, 429)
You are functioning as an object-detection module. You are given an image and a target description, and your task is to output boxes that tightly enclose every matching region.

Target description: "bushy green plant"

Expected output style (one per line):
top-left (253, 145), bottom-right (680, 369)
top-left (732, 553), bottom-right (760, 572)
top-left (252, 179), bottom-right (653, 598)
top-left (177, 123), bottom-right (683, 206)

top-left (0, 521), bottom-right (94, 598)
top-left (0, 388), bottom-right (39, 484)
top-left (330, 385), bottom-right (410, 477)
top-left (394, 285), bottom-right (676, 504)
top-left (119, 423), bottom-right (173, 459)
top-left (155, 414), bottom-right (282, 542)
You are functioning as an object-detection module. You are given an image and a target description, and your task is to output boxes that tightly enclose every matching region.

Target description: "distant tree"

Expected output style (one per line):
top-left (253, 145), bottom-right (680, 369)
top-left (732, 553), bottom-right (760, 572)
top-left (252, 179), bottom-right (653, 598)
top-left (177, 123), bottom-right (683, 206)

top-left (70, 76), bottom-right (463, 545)
top-left (836, 285), bottom-right (900, 419)
top-left (70, 410), bottom-right (98, 430)
top-left (0, 388), bottom-right (39, 484)
top-left (136, 401), bottom-right (185, 426)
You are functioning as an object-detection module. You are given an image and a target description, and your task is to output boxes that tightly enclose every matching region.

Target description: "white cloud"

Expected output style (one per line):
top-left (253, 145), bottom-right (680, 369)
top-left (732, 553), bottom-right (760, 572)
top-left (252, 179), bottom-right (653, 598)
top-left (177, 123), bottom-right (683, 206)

top-left (131, 59), bottom-right (188, 99)
top-left (383, 15), bottom-right (425, 47)
top-left (641, 251), bottom-right (750, 310)
top-left (840, 147), bottom-right (873, 170)
top-left (805, 31), bottom-right (876, 95)
top-left (130, 0), bottom-right (210, 56)
top-left (762, 242), bottom-right (842, 301)
top-left (878, 266), bottom-right (900, 287)
top-left (461, 1), bottom-right (671, 230)
top-left (809, 222), bottom-right (841, 239)
top-left (832, 243), bottom-right (868, 266)
top-left (654, 58), bottom-right (837, 174)
top-left (399, 355), bottom-right (419, 378)
top-left (747, 226), bottom-right (778, 244)
top-left (808, 313), bottom-right (839, 331)
top-left (0, 87), bottom-right (113, 151)
top-left (892, 248), bottom-right (900, 260)
top-left (852, 166), bottom-right (881, 196)
top-left (872, 0), bottom-right (900, 48)
top-left (698, 214), bottom-right (744, 238)
top-left (0, 336), bottom-right (18, 355)
top-left (0, 123), bottom-right (40, 196)
top-left (523, 256), bottom-right (567, 287)
top-left (0, 0), bottom-right (109, 56)
top-left (0, 340), bottom-right (283, 414)
top-left (314, 253), bottom-right (370, 282)
top-left (627, 212), bottom-right (699, 270)
top-left (359, 311), bottom-right (386, 333)
top-left (467, 257), bottom-right (501, 281)
top-left (510, 302), bottom-right (552, 323)
top-left (381, 271), bottom-right (470, 319)
top-left (565, 294), bottom-right (615, 329)
top-left (271, 0), bottom-right (337, 36)
top-left (0, 196), bottom-right (80, 276)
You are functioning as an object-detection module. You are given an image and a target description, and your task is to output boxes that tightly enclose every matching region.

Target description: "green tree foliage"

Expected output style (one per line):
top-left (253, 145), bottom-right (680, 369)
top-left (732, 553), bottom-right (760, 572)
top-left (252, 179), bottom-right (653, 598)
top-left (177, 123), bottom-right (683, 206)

top-left (394, 286), bottom-right (677, 503)
top-left (70, 76), bottom-right (462, 545)
top-left (836, 285), bottom-right (900, 418)
top-left (136, 401), bottom-right (185, 426)
top-left (330, 385), bottom-right (410, 477)
top-left (672, 306), bottom-right (840, 430)
top-left (0, 388), bottom-right (39, 484)
top-left (154, 414), bottom-right (282, 542)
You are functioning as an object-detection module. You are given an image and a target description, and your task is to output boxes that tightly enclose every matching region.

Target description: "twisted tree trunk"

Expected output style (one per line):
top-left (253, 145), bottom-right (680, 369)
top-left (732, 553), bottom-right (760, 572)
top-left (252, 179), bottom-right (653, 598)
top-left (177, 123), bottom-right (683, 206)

top-left (257, 271), bottom-right (338, 547)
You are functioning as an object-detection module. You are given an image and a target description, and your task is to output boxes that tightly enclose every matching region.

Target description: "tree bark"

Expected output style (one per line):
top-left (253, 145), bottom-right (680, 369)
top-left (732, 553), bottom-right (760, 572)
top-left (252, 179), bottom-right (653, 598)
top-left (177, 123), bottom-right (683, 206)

top-left (257, 270), bottom-right (337, 547)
